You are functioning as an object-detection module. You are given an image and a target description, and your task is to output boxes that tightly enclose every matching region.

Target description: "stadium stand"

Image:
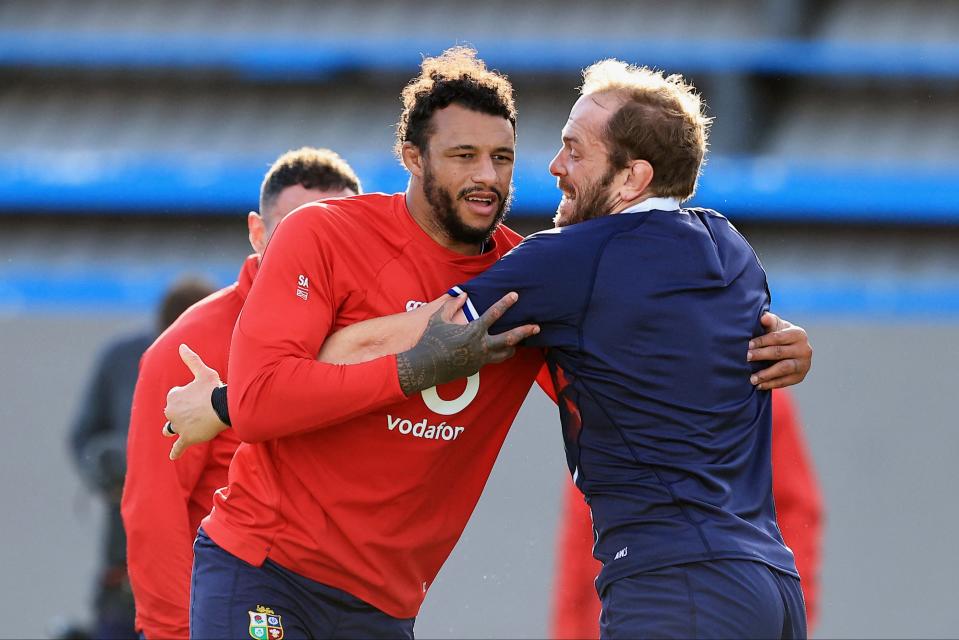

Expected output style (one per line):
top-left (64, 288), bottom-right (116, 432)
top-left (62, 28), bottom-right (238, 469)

top-left (1, 0), bottom-right (958, 219)
top-left (1, 0), bottom-right (957, 313)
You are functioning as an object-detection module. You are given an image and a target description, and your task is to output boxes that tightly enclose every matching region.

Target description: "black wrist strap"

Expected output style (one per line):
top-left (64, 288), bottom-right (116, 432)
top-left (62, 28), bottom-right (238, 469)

top-left (211, 385), bottom-right (232, 427)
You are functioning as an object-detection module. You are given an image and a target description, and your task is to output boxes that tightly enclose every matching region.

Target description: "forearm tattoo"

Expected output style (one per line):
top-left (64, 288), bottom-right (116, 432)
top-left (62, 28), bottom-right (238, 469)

top-left (396, 311), bottom-right (489, 396)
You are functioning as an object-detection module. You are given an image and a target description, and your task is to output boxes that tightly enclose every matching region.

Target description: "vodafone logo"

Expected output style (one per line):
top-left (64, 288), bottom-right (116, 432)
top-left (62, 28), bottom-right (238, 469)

top-left (421, 373), bottom-right (480, 415)
top-left (387, 415), bottom-right (465, 441)
top-left (386, 373), bottom-right (481, 443)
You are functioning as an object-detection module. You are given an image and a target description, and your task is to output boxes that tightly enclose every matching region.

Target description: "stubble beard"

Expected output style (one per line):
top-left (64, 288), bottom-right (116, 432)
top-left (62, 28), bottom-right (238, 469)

top-left (554, 166), bottom-right (619, 228)
top-left (423, 163), bottom-right (511, 247)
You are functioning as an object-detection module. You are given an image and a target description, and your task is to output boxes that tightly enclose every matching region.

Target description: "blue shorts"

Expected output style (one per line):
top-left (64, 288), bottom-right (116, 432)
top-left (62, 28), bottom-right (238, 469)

top-left (191, 529), bottom-right (415, 639)
top-left (599, 559), bottom-right (806, 639)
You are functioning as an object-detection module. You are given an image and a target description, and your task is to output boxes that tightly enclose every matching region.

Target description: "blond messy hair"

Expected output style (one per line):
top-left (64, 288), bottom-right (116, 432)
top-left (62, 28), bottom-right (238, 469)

top-left (582, 59), bottom-right (711, 201)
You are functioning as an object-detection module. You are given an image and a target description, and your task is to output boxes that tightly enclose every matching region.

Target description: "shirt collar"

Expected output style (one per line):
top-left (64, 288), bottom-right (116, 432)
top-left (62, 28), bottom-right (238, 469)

top-left (618, 197), bottom-right (681, 215)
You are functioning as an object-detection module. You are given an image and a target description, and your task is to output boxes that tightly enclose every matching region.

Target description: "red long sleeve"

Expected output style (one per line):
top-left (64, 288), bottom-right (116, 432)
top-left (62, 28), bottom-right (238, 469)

top-left (122, 349), bottom-right (199, 639)
top-left (227, 204), bottom-right (406, 442)
top-left (121, 258), bottom-right (251, 639)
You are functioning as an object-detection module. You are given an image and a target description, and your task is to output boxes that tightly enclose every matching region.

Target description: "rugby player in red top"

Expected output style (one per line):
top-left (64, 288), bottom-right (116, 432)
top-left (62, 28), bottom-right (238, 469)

top-left (163, 48), bottom-right (813, 639)
top-left (120, 147), bottom-right (360, 640)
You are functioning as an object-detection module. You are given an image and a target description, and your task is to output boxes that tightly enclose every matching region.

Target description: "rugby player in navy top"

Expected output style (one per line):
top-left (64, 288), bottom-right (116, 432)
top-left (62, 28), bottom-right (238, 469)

top-left (444, 61), bottom-right (808, 639)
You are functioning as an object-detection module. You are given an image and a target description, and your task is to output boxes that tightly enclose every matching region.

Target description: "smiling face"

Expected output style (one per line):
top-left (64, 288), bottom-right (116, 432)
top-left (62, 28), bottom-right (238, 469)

top-left (548, 93), bottom-right (625, 228)
top-left (407, 103), bottom-right (515, 249)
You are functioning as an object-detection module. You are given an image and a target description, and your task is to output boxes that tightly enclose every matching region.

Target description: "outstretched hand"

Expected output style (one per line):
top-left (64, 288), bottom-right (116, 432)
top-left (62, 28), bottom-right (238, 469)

top-left (163, 344), bottom-right (228, 460)
top-left (747, 312), bottom-right (812, 390)
top-left (395, 292), bottom-right (539, 396)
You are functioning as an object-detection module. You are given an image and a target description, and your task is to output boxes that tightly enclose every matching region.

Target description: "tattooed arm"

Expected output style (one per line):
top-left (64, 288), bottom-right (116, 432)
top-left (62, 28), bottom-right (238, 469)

top-left (395, 292), bottom-right (539, 395)
top-left (318, 292), bottom-right (538, 395)
top-left (315, 298), bottom-right (448, 365)
top-left (163, 293), bottom-right (538, 455)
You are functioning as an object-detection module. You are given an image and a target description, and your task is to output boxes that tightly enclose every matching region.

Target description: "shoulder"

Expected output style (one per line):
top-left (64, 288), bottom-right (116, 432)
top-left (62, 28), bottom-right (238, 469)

top-left (489, 224), bottom-right (595, 270)
top-left (518, 221), bottom-right (606, 251)
top-left (682, 207), bottom-right (737, 232)
top-left (686, 207), bottom-right (755, 246)
top-left (273, 193), bottom-right (402, 249)
top-left (684, 206), bottom-right (727, 220)
top-left (287, 193), bottom-right (398, 228)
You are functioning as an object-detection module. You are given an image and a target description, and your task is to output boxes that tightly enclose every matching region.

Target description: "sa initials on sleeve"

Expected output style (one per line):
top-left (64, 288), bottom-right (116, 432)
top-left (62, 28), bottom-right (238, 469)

top-left (296, 275), bottom-right (309, 301)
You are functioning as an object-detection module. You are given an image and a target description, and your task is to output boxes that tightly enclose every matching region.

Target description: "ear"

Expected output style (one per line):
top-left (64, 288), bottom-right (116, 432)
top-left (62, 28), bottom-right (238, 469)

top-left (619, 160), bottom-right (655, 202)
top-left (248, 212), bottom-right (267, 255)
top-left (402, 141), bottom-right (426, 178)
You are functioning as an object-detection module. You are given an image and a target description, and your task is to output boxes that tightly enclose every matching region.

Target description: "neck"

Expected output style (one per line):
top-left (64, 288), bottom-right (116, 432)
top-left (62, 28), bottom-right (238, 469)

top-left (609, 191), bottom-right (651, 214)
top-left (405, 180), bottom-right (484, 256)
top-left (610, 192), bottom-right (680, 215)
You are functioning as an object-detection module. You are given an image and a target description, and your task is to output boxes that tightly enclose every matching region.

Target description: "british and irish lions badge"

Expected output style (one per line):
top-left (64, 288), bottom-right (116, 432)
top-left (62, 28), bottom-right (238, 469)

top-left (248, 605), bottom-right (284, 640)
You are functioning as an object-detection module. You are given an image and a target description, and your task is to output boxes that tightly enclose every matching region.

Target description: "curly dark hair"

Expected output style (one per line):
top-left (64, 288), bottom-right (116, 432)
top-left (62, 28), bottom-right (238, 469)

top-left (259, 147), bottom-right (361, 215)
top-left (394, 46), bottom-right (516, 160)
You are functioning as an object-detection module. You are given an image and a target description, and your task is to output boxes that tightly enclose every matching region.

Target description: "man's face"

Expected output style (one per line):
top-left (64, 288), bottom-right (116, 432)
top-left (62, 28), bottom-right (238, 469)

top-left (421, 104), bottom-right (515, 245)
top-left (549, 93), bottom-right (621, 228)
top-left (265, 183), bottom-right (356, 237)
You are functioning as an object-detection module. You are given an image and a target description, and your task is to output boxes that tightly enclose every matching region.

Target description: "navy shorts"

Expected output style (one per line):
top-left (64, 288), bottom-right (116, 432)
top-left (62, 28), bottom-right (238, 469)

top-left (600, 559), bottom-right (806, 639)
top-left (191, 529), bottom-right (415, 639)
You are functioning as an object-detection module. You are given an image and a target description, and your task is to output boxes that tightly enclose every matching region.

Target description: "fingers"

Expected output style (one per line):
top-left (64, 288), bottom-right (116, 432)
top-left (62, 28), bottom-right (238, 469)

top-left (486, 346), bottom-right (517, 364)
top-left (750, 359), bottom-right (807, 390)
top-left (760, 312), bottom-right (789, 333)
top-left (747, 339), bottom-right (808, 363)
top-left (162, 421), bottom-right (176, 437)
top-left (178, 344), bottom-right (210, 378)
top-left (748, 326), bottom-right (807, 351)
top-left (439, 293), bottom-right (468, 321)
top-left (752, 371), bottom-right (806, 391)
top-left (476, 292), bottom-right (519, 330)
top-left (500, 323), bottom-right (541, 347)
top-left (485, 323), bottom-right (540, 362)
top-left (170, 438), bottom-right (187, 461)
top-left (163, 388), bottom-right (178, 426)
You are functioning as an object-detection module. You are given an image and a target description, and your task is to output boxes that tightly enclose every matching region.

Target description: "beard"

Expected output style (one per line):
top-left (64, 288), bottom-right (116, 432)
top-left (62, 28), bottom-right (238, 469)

top-left (423, 164), bottom-right (511, 247)
top-left (553, 165), bottom-right (619, 228)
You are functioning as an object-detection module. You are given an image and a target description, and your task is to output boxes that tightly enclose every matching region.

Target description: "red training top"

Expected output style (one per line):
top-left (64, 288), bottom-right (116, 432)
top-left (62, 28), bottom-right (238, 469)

top-left (205, 193), bottom-right (546, 619)
top-left (121, 256), bottom-right (253, 639)
top-left (548, 388), bottom-right (824, 639)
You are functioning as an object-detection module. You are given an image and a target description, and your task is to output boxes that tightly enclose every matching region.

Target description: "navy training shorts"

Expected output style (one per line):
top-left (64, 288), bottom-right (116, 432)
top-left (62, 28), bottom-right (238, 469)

top-left (190, 529), bottom-right (415, 639)
top-left (600, 559), bottom-right (806, 639)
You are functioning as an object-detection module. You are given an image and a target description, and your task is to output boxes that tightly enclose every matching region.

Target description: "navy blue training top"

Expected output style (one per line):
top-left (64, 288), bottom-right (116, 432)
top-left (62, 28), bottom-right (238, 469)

top-left (450, 206), bottom-right (798, 593)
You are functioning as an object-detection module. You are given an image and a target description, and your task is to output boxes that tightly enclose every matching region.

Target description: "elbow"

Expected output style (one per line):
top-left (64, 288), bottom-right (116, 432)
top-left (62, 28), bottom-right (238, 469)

top-left (232, 420), bottom-right (268, 444)
top-left (228, 404), bottom-right (258, 444)
top-left (228, 388), bottom-right (270, 444)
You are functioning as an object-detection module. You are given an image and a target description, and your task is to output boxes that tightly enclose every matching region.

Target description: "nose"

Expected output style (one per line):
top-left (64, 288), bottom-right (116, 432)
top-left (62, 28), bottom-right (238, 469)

top-left (472, 155), bottom-right (498, 185)
top-left (548, 149), bottom-right (565, 177)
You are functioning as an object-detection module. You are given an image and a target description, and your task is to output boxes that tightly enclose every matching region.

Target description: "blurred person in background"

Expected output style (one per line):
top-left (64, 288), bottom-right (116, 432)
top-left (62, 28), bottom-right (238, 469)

top-left (162, 48), bottom-right (811, 639)
top-left (68, 275), bottom-right (216, 640)
top-left (121, 147), bottom-right (360, 640)
top-left (550, 388), bottom-right (824, 639)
